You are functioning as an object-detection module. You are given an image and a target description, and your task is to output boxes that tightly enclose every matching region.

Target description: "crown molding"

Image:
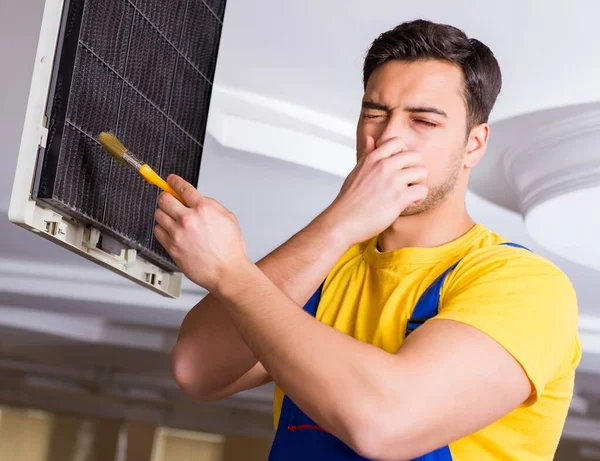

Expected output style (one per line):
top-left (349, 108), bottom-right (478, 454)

top-left (207, 85), bottom-right (356, 178)
top-left (1, 254), bottom-right (600, 344)
top-left (0, 257), bottom-right (206, 310)
top-left (502, 108), bottom-right (600, 214)
top-left (210, 85), bottom-right (355, 145)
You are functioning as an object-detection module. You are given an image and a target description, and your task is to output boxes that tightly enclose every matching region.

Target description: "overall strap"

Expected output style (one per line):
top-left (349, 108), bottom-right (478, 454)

top-left (303, 283), bottom-right (324, 317)
top-left (405, 261), bottom-right (460, 337)
top-left (499, 242), bottom-right (530, 251)
top-left (405, 242), bottom-right (531, 337)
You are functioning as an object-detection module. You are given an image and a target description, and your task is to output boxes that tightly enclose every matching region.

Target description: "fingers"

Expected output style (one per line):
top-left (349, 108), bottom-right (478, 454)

top-left (157, 191), bottom-right (186, 220)
top-left (369, 137), bottom-right (408, 161)
top-left (154, 207), bottom-right (176, 234)
top-left (167, 174), bottom-right (203, 207)
top-left (382, 150), bottom-right (424, 172)
top-left (401, 184), bottom-right (429, 205)
top-left (154, 223), bottom-right (171, 248)
top-left (381, 152), bottom-right (428, 197)
top-left (397, 165), bottom-right (428, 186)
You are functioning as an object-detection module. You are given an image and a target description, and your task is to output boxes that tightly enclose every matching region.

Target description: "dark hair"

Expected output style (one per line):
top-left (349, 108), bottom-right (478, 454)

top-left (363, 19), bottom-right (502, 132)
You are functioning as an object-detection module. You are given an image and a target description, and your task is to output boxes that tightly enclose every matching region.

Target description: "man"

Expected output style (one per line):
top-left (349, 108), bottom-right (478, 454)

top-left (154, 19), bottom-right (581, 461)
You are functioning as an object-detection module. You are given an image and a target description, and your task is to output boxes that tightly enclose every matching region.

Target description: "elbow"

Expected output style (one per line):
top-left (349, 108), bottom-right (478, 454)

top-left (350, 429), bottom-right (412, 461)
top-left (344, 406), bottom-right (415, 461)
top-left (170, 341), bottom-right (220, 402)
top-left (346, 424), bottom-right (394, 461)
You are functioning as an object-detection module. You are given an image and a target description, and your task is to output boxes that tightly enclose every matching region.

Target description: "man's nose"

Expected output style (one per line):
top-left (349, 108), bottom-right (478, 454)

top-left (375, 118), bottom-right (409, 149)
top-left (375, 133), bottom-right (409, 152)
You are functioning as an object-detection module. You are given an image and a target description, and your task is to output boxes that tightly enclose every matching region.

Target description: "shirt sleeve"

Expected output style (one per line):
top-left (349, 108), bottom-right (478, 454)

top-left (433, 246), bottom-right (581, 404)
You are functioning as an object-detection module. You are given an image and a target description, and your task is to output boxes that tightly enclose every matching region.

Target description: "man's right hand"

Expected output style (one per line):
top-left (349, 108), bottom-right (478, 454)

top-left (170, 137), bottom-right (427, 401)
top-left (322, 136), bottom-right (429, 247)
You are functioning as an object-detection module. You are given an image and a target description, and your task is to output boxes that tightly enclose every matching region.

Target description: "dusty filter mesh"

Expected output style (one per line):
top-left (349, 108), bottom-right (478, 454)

top-left (34, 0), bottom-right (226, 271)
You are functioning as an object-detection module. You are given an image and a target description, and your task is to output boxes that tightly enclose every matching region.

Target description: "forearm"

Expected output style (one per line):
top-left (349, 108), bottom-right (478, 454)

top-left (215, 261), bottom-right (398, 453)
top-left (172, 296), bottom-right (262, 399)
top-left (173, 212), bottom-right (351, 397)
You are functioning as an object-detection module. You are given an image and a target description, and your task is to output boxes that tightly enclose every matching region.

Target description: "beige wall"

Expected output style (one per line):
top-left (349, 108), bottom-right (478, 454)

top-left (126, 421), bottom-right (157, 461)
top-left (44, 414), bottom-right (121, 461)
top-left (222, 434), bottom-right (273, 461)
top-left (151, 428), bottom-right (224, 461)
top-left (0, 407), bottom-right (51, 461)
top-left (0, 405), bottom-right (275, 461)
top-left (44, 414), bottom-right (81, 461)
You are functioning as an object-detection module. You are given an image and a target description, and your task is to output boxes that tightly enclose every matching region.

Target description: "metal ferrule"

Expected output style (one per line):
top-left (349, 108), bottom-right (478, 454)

top-left (122, 151), bottom-right (144, 171)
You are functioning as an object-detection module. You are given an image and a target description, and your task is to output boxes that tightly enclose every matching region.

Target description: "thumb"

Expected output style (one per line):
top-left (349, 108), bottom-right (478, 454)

top-left (167, 174), bottom-right (202, 207)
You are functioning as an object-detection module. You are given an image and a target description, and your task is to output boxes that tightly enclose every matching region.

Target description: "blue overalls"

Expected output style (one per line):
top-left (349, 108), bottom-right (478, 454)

top-left (268, 242), bottom-right (529, 461)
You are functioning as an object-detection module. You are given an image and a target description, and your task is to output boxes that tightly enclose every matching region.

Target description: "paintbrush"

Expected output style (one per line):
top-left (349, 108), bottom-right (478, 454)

top-left (98, 132), bottom-right (184, 204)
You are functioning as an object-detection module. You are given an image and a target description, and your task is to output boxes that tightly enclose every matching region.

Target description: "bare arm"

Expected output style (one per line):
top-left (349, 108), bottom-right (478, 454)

top-left (170, 211), bottom-right (349, 401)
top-left (165, 137), bottom-right (426, 401)
top-left (213, 262), bottom-right (531, 461)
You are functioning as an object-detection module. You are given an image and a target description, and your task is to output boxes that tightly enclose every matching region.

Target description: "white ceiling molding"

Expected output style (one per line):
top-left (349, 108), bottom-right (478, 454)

top-left (524, 187), bottom-right (600, 272)
top-left (0, 257), bottom-right (206, 311)
top-left (0, 306), bottom-right (176, 353)
top-left (470, 102), bottom-right (600, 272)
top-left (211, 85), bottom-right (356, 144)
top-left (581, 316), bottom-right (600, 333)
top-left (0, 306), bottom-right (103, 342)
top-left (1, 253), bottom-right (600, 356)
top-left (207, 86), bottom-right (355, 177)
top-left (502, 108), bottom-right (600, 215)
top-left (472, 102), bottom-right (600, 211)
top-left (580, 333), bottom-right (600, 356)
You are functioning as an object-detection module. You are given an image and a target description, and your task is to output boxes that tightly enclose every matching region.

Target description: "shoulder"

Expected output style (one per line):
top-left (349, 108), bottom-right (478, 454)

top-left (441, 235), bottom-right (578, 332)
top-left (436, 236), bottom-right (581, 396)
top-left (446, 232), bottom-right (574, 294)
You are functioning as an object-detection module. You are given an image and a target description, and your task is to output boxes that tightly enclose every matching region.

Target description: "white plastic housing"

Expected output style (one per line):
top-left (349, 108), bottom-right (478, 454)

top-left (8, 0), bottom-right (183, 298)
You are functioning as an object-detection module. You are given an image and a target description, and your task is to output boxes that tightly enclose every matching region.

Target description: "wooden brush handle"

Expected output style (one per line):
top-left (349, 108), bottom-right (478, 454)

top-left (139, 164), bottom-right (185, 204)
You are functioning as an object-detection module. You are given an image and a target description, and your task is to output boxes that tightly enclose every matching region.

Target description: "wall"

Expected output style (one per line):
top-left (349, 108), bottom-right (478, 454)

top-left (0, 406), bottom-right (51, 461)
top-left (222, 434), bottom-right (273, 461)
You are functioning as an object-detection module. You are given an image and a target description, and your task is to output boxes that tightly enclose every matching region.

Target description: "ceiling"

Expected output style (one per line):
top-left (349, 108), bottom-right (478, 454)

top-left (0, 0), bottom-right (599, 453)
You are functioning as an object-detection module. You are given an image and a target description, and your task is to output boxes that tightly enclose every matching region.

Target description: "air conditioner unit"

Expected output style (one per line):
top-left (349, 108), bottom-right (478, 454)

top-left (8, 0), bottom-right (226, 298)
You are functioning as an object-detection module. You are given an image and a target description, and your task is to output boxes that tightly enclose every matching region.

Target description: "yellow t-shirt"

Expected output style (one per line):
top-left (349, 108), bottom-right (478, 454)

top-left (273, 223), bottom-right (581, 460)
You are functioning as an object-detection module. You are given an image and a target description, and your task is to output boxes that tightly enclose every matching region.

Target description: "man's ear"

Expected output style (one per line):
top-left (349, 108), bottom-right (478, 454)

top-left (464, 123), bottom-right (489, 169)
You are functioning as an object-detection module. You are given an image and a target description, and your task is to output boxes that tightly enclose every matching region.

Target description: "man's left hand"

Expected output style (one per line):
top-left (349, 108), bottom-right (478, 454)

top-left (153, 174), bottom-right (249, 292)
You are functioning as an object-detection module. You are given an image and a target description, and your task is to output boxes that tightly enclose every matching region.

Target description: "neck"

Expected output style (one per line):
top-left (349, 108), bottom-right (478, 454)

top-left (378, 198), bottom-right (476, 252)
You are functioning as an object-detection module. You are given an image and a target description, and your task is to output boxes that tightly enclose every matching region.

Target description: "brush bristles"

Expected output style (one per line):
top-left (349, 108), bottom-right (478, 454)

top-left (98, 132), bottom-right (128, 165)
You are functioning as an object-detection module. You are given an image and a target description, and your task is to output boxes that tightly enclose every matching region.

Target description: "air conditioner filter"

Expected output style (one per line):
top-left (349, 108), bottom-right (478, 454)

top-left (34, 0), bottom-right (226, 272)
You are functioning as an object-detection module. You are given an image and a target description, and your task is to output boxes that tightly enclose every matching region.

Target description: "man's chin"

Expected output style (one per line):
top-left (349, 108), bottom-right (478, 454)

top-left (399, 203), bottom-right (427, 217)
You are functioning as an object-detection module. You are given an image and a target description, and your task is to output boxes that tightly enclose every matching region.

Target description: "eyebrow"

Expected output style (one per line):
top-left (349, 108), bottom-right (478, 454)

top-left (362, 100), bottom-right (390, 111)
top-left (362, 100), bottom-right (448, 118)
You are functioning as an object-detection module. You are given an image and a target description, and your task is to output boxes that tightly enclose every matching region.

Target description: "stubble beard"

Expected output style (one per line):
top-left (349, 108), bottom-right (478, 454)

top-left (399, 153), bottom-right (463, 217)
